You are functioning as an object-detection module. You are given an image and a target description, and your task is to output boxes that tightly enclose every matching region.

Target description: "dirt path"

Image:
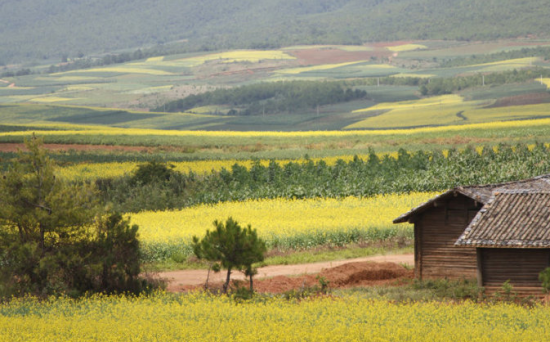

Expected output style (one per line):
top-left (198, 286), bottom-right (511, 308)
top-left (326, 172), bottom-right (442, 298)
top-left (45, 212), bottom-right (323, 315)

top-left (160, 253), bottom-right (413, 291)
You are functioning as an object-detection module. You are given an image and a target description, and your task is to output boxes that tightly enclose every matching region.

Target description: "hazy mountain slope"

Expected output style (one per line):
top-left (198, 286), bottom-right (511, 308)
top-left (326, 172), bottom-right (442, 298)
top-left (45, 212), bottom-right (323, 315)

top-left (1, 0), bottom-right (548, 64)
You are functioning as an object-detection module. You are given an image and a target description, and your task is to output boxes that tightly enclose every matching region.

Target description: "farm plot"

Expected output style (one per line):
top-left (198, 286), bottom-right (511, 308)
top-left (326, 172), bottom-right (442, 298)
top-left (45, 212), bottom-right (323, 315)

top-left (346, 94), bottom-right (550, 129)
top-left (387, 43), bottom-right (428, 52)
top-left (346, 95), bottom-right (483, 129)
top-left (275, 62), bottom-right (403, 79)
top-left (130, 193), bottom-right (435, 261)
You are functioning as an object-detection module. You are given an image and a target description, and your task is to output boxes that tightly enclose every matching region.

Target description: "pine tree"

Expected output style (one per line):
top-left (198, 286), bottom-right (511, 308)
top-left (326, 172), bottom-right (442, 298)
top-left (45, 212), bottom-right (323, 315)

top-left (192, 217), bottom-right (266, 294)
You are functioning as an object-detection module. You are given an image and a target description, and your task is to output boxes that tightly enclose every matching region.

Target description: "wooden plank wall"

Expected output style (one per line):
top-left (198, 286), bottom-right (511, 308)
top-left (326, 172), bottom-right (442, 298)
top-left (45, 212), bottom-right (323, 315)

top-left (416, 194), bottom-right (479, 279)
top-left (480, 248), bottom-right (550, 288)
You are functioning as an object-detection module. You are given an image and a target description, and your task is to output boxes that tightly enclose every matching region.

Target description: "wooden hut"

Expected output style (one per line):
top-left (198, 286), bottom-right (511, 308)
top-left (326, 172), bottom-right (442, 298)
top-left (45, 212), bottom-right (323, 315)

top-left (394, 175), bottom-right (550, 294)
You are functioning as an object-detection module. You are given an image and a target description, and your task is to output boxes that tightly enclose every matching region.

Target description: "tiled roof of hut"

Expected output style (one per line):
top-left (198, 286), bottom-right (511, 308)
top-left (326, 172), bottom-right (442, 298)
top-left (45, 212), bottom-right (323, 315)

top-left (460, 174), bottom-right (550, 203)
top-left (455, 191), bottom-right (550, 248)
top-left (393, 174), bottom-right (550, 224)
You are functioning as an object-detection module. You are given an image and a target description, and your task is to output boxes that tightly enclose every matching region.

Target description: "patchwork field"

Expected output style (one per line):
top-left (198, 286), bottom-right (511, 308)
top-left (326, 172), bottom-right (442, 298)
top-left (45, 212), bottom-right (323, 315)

top-left (1, 39), bottom-right (550, 131)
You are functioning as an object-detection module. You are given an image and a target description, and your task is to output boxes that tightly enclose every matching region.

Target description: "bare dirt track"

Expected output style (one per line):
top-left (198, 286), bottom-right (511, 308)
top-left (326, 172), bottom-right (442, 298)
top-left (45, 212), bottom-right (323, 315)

top-left (162, 254), bottom-right (414, 293)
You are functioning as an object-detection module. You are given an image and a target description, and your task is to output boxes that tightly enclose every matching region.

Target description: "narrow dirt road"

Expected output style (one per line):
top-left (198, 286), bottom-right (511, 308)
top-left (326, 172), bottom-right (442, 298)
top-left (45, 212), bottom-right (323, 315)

top-left (159, 253), bottom-right (413, 290)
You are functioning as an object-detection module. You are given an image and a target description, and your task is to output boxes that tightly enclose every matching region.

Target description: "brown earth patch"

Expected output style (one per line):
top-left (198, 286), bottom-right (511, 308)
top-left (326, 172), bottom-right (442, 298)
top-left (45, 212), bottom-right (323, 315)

top-left (0, 143), bottom-right (177, 153)
top-left (180, 261), bottom-right (412, 294)
top-left (162, 254), bottom-right (414, 294)
top-left (486, 92), bottom-right (550, 108)
top-left (290, 48), bottom-right (390, 66)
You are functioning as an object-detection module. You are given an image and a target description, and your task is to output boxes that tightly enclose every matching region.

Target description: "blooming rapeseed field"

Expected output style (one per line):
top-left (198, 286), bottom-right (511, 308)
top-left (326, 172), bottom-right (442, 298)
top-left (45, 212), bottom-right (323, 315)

top-left (1, 292), bottom-right (548, 341)
top-left (5, 116), bottom-right (550, 140)
top-left (131, 193), bottom-right (435, 260)
top-left (387, 43), bottom-right (428, 52)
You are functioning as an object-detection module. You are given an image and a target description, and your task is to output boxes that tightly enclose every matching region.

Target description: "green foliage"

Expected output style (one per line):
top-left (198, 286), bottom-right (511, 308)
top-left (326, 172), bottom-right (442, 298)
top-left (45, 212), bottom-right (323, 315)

top-left (440, 46), bottom-right (550, 68)
top-left (283, 275), bottom-right (331, 301)
top-left (412, 278), bottom-right (483, 301)
top-left (192, 217), bottom-right (267, 293)
top-left (101, 143), bottom-right (550, 216)
top-left (0, 135), bottom-right (147, 297)
top-left (538, 267), bottom-right (550, 293)
top-left (493, 280), bottom-right (517, 302)
top-left (4, 0), bottom-right (550, 64)
top-left (93, 213), bottom-right (144, 294)
top-left (158, 81), bottom-right (367, 115)
top-left (419, 68), bottom-right (550, 96)
top-left (130, 160), bottom-right (177, 185)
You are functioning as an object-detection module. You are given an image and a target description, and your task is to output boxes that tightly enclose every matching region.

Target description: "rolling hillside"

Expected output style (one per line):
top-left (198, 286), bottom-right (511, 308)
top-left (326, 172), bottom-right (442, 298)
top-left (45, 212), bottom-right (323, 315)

top-left (2, 0), bottom-right (550, 64)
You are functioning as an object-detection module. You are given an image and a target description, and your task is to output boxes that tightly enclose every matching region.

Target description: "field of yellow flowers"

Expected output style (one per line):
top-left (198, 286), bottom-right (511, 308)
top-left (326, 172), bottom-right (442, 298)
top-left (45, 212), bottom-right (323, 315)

top-left (1, 292), bottom-right (549, 341)
top-left (132, 193), bottom-right (435, 261)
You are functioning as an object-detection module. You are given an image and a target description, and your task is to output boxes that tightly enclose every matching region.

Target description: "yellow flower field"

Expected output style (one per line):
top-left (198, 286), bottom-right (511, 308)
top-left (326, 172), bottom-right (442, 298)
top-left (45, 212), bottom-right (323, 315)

top-left (540, 77), bottom-right (550, 88)
top-left (275, 61), bottom-right (365, 75)
top-left (131, 193), bottom-right (434, 256)
top-left (346, 94), bottom-right (550, 129)
top-left (390, 73), bottom-right (435, 78)
top-left (6, 116), bottom-right (550, 139)
top-left (1, 293), bottom-right (549, 341)
top-left (29, 97), bottom-right (74, 103)
top-left (387, 43), bottom-right (428, 52)
top-left (161, 50), bottom-right (296, 67)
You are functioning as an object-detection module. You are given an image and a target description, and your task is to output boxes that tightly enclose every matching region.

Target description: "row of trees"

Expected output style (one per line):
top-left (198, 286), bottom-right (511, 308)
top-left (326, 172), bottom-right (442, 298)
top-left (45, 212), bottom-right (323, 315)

top-left (99, 143), bottom-right (550, 214)
top-left (419, 68), bottom-right (550, 96)
top-left (158, 81), bottom-right (367, 115)
top-left (440, 46), bottom-right (550, 68)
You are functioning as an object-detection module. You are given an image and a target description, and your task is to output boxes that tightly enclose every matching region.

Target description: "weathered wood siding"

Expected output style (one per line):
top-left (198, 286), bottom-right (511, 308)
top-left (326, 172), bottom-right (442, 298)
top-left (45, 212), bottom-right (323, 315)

top-left (415, 194), bottom-right (479, 279)
top-left (480, 248), bottom-right (550, 289)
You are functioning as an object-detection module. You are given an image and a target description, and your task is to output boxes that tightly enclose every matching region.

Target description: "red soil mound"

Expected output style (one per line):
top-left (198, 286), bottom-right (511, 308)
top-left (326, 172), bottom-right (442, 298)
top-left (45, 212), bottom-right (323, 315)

top-left (179, 261), bottom-right (413, 294)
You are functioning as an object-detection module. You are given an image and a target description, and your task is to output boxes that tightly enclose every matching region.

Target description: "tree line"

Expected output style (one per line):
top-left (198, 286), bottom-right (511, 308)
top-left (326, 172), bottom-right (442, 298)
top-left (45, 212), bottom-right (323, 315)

top-left (98, 142), bottom-right (550, 213)
top-left (4, 0), bottom-right (550, 65)
top-left (157, 81), bottom-right (367, 115)
top-left (439, 46), bottom-right (550, 68)
top-left (419, 68), bottom-right (550, 96)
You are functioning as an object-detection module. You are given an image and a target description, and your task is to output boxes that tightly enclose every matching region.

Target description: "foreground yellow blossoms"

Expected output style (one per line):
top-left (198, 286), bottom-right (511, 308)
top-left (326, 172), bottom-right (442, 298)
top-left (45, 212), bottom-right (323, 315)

top-left (1, 292), bottom-right (549, 341)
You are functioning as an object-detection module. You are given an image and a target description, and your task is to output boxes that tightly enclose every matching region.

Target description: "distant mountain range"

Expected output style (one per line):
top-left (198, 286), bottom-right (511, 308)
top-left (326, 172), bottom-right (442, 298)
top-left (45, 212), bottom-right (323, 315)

top-left (2, 0), bottom-right (549, 64)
